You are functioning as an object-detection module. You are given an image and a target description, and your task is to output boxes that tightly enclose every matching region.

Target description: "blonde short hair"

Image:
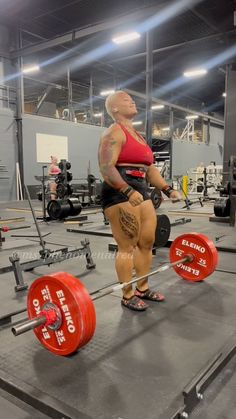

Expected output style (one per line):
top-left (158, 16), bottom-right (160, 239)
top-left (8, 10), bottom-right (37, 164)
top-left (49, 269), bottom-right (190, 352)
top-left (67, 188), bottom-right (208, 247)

top-left (105, 91), bottom-right (124, 120)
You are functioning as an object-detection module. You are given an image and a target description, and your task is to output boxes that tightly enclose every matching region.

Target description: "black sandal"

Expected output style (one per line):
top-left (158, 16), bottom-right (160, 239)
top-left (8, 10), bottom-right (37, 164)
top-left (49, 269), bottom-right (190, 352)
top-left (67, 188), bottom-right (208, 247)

top-left (134, 288), bottom-right (165, 302)
top-left (121, 295), bottom-right (149, 311)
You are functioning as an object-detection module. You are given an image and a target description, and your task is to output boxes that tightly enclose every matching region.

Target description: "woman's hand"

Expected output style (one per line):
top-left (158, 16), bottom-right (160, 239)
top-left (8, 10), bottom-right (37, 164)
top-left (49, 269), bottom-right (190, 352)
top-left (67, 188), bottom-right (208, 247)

top-left (128, 190), bottom-right (144, 206)
top-left (169, 190), bottom-right (182, 202)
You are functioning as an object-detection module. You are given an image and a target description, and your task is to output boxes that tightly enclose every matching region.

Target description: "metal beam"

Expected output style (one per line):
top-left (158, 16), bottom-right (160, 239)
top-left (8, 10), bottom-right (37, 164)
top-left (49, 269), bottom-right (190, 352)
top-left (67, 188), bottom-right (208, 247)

top-left (15, 30), bottom-right (25, 198)
top-left (190, 8), bottom-right (219, 33)
top-left (169, 108), bottom-right (174, 178)
top-left (223, 64), bottom-right (236, 178)
top-left (108, 30), bottom-right (236, 64)
top-left (10, 4), bottom-right (161, 58)
top-left (0, 51), bottom-right (10, 59)
top-left (125, 88), bottom-right (224, 126)
top-left (24, 76), bottom-right (65, 89)
top-left (35, 86), bottom-right (53, 113)
top-left (145, 31), bottom-right (153, 146)
top-left (29, 0), bottom-right (85, 22)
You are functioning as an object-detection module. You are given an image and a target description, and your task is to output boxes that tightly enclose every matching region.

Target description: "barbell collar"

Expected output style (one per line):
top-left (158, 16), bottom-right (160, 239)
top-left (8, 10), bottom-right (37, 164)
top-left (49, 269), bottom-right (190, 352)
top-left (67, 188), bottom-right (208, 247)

top-left (12, 302), bottom-right (61, 336)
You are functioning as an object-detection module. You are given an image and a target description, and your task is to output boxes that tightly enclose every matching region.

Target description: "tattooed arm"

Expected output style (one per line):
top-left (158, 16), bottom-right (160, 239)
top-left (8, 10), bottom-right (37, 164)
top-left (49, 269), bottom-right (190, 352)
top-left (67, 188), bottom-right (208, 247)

top-left (98, 124), bottom-right (128, 192)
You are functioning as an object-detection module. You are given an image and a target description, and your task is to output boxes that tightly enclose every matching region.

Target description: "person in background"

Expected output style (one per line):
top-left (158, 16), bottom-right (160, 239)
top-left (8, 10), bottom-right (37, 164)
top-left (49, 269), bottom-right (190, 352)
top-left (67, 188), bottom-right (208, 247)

top-left (98, 91), bottom-right (181, 311)
top-left (48, 156), bottom-right (61, 200)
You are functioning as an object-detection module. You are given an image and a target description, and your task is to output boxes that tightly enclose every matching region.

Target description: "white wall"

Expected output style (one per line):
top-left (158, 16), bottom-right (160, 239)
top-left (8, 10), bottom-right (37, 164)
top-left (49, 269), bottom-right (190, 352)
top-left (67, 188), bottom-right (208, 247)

top-left (22, 114), bottom-right (104, 185)
top-left (172, 124), bottom-right (224, 176)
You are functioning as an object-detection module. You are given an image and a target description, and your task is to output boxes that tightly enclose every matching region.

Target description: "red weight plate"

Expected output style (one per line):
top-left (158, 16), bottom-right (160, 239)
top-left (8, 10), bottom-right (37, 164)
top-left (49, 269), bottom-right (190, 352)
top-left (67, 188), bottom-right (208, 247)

top-left (27, 272), bottom-right (96, 356)
top-left (169, 233), bottom-right (218, 282)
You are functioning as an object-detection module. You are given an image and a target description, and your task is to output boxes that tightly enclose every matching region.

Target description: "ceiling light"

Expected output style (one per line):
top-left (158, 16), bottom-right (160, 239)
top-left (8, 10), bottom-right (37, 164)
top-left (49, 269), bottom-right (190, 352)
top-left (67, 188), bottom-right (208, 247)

top-left (151, 104), bottom-right (165, 110)
top-left (112, 31), bottom-right (141, 45)
top-left (94, 112), bottom-right (103, 117)
top-left (22, 65), bottom-right (40, 74)
top-left (132, 121), bottom-right (142, 126)
top-left (185, 115), bottom-right (199, 120)
top-left (222, 92), bottom-right (227, 97)
top-left (100, 89), bottom-right (115, 96)
top-left (162, 127), bottom-right (170, 131)
top-left (183, 69), bottom-right (207, 78)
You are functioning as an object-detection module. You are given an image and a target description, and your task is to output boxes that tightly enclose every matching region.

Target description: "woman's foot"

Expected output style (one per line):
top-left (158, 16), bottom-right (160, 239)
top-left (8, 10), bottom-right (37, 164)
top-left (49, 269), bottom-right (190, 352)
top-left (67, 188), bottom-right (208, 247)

top-left (134, 288), bottom-right (165, 302)
top-left (121, 295), bottom-right (149, 311)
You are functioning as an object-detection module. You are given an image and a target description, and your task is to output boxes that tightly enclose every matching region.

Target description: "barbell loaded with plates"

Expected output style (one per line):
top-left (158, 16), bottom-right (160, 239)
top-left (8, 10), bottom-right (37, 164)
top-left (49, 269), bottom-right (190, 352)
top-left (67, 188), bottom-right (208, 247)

top-left (12, 232), bottom-right (218, 356)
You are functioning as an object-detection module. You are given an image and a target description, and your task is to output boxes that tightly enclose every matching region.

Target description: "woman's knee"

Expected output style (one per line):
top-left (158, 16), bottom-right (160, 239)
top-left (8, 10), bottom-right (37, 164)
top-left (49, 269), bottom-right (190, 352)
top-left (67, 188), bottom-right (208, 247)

top-left (138, 234), bottom-right (155, 250)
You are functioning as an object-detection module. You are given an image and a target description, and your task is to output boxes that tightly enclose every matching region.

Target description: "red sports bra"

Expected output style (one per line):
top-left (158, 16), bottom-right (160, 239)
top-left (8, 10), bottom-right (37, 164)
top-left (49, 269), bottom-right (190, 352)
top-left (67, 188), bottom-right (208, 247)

top-left (116, 124), bottom-right (154, 166)
top-left (49, 165), bottom-right (61, 175)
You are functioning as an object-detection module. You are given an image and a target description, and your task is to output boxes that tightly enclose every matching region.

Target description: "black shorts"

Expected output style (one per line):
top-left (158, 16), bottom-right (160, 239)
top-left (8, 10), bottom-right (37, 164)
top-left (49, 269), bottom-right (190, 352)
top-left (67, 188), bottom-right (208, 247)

top-left (100, 166), bottom-right (151, 210)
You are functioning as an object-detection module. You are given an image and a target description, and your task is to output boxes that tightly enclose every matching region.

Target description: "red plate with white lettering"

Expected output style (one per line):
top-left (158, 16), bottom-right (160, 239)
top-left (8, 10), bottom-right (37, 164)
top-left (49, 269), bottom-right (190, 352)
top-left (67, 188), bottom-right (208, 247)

top-left (169, 233), bottom-right (218, 282)
top-left (27, 272), bottom-right (96, 356)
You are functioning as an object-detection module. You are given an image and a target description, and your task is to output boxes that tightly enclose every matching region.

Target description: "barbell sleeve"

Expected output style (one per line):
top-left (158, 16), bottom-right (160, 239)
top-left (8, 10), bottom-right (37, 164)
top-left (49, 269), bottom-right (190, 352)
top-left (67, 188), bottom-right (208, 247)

top-left (92, 254), bottom-right (193, 301)
top-left (12, 315), bottom-right (47, 336)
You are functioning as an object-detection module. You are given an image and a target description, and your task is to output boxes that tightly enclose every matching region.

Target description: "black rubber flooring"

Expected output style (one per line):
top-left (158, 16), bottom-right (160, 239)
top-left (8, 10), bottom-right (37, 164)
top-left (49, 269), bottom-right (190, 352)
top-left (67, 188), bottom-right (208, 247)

top-left (0, 200), bottom-right (235, 418)
top-left (0, 388), bottom-right (48, 419)
top-left (189, 353), bottom-right (236, 419)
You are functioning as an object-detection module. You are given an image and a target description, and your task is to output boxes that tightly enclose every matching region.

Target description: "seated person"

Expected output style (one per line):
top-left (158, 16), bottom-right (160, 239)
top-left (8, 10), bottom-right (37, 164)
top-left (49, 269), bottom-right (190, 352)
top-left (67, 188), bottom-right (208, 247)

top-left (48, 156), bottom-right (61, 200)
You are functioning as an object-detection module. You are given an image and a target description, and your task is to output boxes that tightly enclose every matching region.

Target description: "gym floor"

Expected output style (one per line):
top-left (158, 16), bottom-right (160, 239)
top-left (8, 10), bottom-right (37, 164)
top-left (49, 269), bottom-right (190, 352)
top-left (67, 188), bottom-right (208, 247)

top-left (0, 198), bottom-right (235, 419)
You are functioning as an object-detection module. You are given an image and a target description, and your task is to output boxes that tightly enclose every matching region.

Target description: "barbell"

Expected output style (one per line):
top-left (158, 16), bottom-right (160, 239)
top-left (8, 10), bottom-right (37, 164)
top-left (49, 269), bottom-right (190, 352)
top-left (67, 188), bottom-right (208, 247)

top-left (11, 232), bottom-right (218, 356)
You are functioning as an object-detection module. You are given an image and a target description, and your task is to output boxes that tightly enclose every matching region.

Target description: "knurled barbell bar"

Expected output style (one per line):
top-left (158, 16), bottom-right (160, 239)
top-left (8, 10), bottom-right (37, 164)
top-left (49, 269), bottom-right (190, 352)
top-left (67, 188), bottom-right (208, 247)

top-left (11, 232), bottom-right (218, 356)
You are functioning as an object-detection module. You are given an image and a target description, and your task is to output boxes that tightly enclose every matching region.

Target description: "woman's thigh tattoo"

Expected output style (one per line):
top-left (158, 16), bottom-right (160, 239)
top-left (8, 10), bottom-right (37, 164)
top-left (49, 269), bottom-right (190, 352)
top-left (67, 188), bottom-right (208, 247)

top-left (118, 208), bottom-right (139, 239)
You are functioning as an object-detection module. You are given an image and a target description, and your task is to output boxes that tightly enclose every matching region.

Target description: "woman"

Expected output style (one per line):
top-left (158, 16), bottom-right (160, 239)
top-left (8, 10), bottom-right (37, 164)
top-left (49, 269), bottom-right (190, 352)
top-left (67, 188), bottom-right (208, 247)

top-left (48, 156), bottom-right (61, 200)
top-left (98, 91), bottom-right (181, 311)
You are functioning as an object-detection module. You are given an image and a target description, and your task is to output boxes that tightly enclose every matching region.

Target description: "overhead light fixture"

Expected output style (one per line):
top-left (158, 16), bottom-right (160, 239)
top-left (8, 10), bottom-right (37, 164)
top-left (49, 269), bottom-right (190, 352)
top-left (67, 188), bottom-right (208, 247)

top-left (183, 69), bottom-right (207, 78)
top-left (151, 104), bottom-right (165, 110)
top-left (222, 92), bottom-right (227, 97)
top-left (132, 121), bottom-right (142, 126)
top-left (94, 112), bottom-right (103, 117)
top-left (22, 65), bottom-right (40, 74)
top-left (100, 89), bottom-right (115, 96)
top-left (112, 31), bottom-right (141, 45)
top-left (162, 127), bottom-right (170, 131)
top-left (185, 115), bottom-right (199, 120)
